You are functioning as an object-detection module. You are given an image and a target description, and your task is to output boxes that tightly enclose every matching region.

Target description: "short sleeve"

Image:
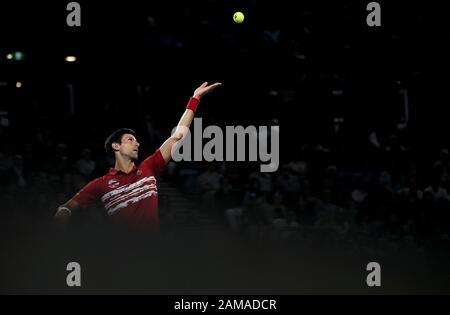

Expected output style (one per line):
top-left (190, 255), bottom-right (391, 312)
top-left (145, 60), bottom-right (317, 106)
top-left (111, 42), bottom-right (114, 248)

top-left (140, 149), bottom-right (167, 178)
top-left (71, 178), bottom-right (102, 208)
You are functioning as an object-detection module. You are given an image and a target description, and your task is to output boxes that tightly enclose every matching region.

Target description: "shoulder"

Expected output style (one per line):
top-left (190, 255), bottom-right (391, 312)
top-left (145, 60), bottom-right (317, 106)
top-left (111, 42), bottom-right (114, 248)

top-left (83, 174), bottom-right (111, 190)
top-left (139, 149), bottom-right (167, 172)
top-left (141, 149), bottom-right (165, 164)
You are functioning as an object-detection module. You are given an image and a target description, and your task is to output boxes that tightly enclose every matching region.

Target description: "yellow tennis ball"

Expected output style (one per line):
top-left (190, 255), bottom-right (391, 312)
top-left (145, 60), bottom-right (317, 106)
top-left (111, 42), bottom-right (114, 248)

top-left (233, 12), bottom-right (244, 24)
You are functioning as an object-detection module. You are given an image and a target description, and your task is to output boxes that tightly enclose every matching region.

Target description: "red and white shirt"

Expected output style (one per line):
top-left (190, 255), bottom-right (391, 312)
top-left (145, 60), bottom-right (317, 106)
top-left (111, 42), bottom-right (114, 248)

top-left (71, 149), bottom-right (167, 229)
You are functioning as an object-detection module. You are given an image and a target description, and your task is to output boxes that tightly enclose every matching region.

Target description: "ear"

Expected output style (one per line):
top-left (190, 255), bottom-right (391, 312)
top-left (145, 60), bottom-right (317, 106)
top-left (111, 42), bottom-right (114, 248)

top-left (112, 143), bottom-right (120, 151)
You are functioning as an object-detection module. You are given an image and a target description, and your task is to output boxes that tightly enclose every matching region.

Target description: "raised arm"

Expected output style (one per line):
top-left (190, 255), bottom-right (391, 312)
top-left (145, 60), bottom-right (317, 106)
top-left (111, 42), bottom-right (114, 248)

top-left (159, 81), bottom-right (222, 163)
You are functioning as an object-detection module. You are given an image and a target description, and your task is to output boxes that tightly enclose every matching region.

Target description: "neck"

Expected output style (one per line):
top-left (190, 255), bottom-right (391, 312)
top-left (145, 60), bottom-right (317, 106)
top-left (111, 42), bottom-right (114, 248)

top-left (114, 156), bottom-right (135, 174)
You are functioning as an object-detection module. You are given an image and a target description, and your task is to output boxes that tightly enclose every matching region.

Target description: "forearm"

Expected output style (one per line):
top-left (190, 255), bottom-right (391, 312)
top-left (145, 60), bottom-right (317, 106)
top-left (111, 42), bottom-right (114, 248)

top-left (179, 109), bottom-right (195, 127)
top-left (160, 97), bottom-right (200, 162)
top-left (174, 99), bottom-right (197, 138)
top-left (159, 81), bottom-right (221, 162)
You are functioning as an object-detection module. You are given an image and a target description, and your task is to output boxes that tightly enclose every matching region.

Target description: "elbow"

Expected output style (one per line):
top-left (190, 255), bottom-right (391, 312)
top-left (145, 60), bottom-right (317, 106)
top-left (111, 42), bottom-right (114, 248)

top-left (172, 132), bottom-right (184, 141)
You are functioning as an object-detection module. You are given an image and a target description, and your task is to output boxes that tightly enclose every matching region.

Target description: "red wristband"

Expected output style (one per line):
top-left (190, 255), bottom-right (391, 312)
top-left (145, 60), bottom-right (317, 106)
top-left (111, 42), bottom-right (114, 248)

top-left (186, 97), bottom-right (200, 113)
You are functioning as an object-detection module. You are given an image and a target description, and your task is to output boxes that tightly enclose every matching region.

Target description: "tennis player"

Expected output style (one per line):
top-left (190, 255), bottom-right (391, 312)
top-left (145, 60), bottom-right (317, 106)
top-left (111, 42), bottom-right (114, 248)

top-left (54, 82), bottom-right (221, 230)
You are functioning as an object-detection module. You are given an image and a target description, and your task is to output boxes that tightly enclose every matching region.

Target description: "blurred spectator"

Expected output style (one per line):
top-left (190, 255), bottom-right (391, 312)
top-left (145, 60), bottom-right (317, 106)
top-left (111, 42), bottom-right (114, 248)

top-left (215, 176), bottom-right (240, 215)
top-left (0, 144), bottom-right (13, 186)
top-left (11, 155), bottom-right (27, 190)
top-left (74, 148), bottom-right (96, 180)
top-left (275, 164), bottom-right (301, 204)
top-left (198, 163), bottom-right (222, 210)
top-left (249, 172), bottom-right (273, 194)
top-left (48, 142), bottom-right (71, 175)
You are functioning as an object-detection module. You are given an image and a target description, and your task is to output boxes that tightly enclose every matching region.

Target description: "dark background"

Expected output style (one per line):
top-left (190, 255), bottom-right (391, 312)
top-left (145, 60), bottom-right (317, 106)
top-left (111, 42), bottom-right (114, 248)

top-left (1, 0), bottom-right (450, 294)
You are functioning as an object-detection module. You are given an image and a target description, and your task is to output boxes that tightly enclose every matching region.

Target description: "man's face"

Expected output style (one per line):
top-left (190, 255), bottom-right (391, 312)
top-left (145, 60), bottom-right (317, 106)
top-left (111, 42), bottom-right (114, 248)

top-left (115, 133), bottom-right (140, 161)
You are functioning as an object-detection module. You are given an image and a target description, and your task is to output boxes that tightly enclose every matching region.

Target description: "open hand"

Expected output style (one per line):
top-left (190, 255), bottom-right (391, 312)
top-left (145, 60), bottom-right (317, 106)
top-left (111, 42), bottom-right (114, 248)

top-left (193, 82), bottom-right (222, 100)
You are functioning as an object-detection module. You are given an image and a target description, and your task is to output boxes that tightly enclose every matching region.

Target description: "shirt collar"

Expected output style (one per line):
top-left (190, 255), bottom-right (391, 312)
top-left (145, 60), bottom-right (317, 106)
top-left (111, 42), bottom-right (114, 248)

top-left (108, 165), bottom-right (139, 176)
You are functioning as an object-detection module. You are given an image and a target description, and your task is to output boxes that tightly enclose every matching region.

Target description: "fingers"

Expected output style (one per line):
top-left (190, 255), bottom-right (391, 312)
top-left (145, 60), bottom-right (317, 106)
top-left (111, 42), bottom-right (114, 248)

top-left (199, 82), bottom-right (222, 88)
top-left (194, 81), bottom-right (222, 98)
top-left (205, 82), bottom-right (222, 90)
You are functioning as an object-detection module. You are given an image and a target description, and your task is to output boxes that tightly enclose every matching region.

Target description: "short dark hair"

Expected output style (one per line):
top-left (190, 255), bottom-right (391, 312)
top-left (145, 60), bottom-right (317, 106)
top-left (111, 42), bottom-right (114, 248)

top-left (104, 128), bottom-right (137, 155)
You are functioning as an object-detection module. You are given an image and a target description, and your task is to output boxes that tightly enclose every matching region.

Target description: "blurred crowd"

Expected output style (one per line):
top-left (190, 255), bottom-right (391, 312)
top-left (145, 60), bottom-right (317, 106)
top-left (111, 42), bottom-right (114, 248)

top-left (2, 111), bottom-right (449, 257)
top-left (1, 2), bottom-right (449, 257)
top-left (169, 133), bottom-right (450, 254)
